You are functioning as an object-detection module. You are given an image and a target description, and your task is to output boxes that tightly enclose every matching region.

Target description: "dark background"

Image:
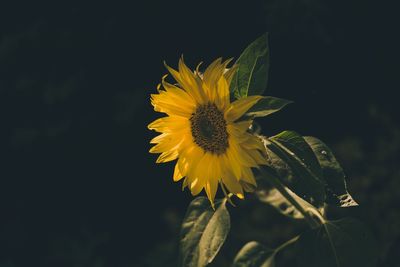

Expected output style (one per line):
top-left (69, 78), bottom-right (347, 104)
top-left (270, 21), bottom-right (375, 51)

top-left (1, 1), bottom-right (399, 266)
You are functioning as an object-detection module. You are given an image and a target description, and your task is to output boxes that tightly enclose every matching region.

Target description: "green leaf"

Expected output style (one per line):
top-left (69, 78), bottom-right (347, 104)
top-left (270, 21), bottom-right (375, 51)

top-left (304, 136), bottom-right (358, 207)
top-left (180, 197), bottom-right (230, 267)
top-left (232, 241), bottom-right (276, 267)
top-left (233, 236), bottom-right (299, 267)
top-left (246, 96), bottom-right (292, 118)
top-left (256, 186), bottom-right (320, 220)
top-left (265, 131), bottom-right (326, 206)
top-left (231, 33), bottom-right (270, 98)
top-left (271, 131), bottom-right (323, 178)
top-left (296, 218), bottom-right (378, 267)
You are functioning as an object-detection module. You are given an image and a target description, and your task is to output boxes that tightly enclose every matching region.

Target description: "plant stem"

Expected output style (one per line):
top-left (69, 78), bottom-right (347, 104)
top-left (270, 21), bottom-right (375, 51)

top-left (275, 235), bottom-right (300, 252)
top-left (261, 168), bottom-right (321, 229)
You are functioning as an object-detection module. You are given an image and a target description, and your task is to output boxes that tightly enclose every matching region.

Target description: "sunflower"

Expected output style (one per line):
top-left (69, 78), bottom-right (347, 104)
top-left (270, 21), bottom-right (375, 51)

top-left (148, 57), bottom-right (267, 206)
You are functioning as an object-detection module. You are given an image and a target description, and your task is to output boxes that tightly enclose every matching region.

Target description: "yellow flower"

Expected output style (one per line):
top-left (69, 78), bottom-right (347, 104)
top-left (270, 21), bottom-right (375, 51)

top-left (148, 57), bottom-right (267, 206)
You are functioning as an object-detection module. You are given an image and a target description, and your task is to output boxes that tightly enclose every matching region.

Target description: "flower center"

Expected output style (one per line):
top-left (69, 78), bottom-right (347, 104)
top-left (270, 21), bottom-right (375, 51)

top-left (190, 103), bottom-right (229, 155)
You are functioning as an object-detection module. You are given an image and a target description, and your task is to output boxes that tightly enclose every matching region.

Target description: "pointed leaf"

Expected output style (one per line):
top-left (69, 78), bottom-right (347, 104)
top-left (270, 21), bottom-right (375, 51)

top-left (180, 197), bottom-right (230, 267)
top-left (271, 131), bottom-right (323, 179)
top-left (265, 131), bottom-right (326, 206)
top-left (231, 33), bottom-right (270, 98)
top-left (296, 218), bottom-right (378, 267)
top-left (246, 96), bottom-right (292, 118)
top-left (304, 136), bottom-right (358, 207)
top-left (232, 241), bottom-right (276, 267)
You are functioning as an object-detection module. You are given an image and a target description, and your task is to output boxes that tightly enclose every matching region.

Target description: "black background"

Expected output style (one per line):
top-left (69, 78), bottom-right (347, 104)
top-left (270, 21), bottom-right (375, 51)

top-left (0, 1), bottom-right (399, 266)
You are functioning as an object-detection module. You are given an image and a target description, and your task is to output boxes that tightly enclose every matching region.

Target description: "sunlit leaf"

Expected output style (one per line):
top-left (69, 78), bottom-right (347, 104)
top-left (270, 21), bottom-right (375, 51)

top-left (180, 197), bottom-right (230, 267)
top-left (304, 136), bottom-right (358, 207)
top-left (231, 33), bottom-right (269, 98)
top-left (264, 131), bottom-right (326, 207)
top-left (246, 96), bottom-right (292, 118)
top-left (296, 218), bottom-right (378, 267)
top-left (232, 241), bottom-right (276, 267)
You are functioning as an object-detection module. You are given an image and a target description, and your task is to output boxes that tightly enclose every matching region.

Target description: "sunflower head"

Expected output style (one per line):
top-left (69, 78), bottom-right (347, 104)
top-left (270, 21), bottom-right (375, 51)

top-left (148, 57), bottom-right (267, 206)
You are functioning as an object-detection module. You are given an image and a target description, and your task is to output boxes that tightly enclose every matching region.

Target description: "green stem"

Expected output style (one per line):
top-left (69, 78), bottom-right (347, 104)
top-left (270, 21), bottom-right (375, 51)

top-left (275, 235), bottom-right (299, 252)
top-left (269, 235), bottom-right (300, 260)
top-left (261, 168), bottom-right (321, 229)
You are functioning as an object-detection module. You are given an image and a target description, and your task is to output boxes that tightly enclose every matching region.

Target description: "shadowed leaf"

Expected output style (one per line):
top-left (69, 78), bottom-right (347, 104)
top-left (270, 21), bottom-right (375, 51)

top-left (246, 96), bottom-right (292, 118)
top-left (232, 241), bottom-right (275, 267)
top-left (256, 185), bottom-right (320, 220)
top-left (304, 136), bottom-right (358, 207)
top-left (264, 131), bottom-right (326, 207)
top-left (180, 197), bottom-right (230, 267)
top-left (296, 218), bottom-right (378, 267)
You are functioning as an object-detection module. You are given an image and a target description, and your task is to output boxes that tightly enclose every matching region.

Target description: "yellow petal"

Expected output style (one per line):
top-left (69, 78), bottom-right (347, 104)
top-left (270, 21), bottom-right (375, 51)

top-left (227, 121), bottom-right (253, 143)
top-left (241, 134), bottom-right (265, 151)
top-left (195, 61), bottom-right (203, 75)
top-left (164, 60), bottom-right (204, 105)
top-left (247, 149), bottom-right (268, 166)
top-left (240, 167), bottom-right (257, 185)
top-left (149, 138), bottom-right (180, 154)
top-left (186, 150), bottom-right (208, 195)
top-left (224, 149), bottom-right (242, 180)
top-left (182, 177), bottom-right (189, 190)
top-left (173, 162), bottom-right (184, 181)
top-left (224, 64), bottom-right (238, 86)
top-left (204, 58), bottom-right (233, 89)
top-left (203, 58), bottom-right (223, 88)
top-left (177, 156), bottom-right (189, 177)
top-left (205, 178), bottom-right (218, 208)
top-left (190, 178), bottom-right (204, 196)
top-left (163, 62), bottom-right (184, 86)
top-left (161, 78), bottom-right (196, 109)
top-left (229, 138), bottom-right (258, 168)
top-left (201, 82), bottom-right (216, 103)
top-left (204, 155), bottom-right (221, 200)
top-left (234, 120), bottom-right (253, 132)
top-left (178, 57), bottom-right (207, 103)
top-left (225, 95), bottom-right (263, 122)
top-left (215, 76), bottom-right (230, 111)
top-left (222, 58), bottom-right (234, 69)
top-left (156, 149), bottom-right (179, 163)
top-left (181, 145), bottom-right (204, 178)
top-left (202, 58), bottom-right (226, 102)
top-left (150, 132), bottom-right (168, 144)
top-left (221, 171), bottom-right (244, 196)
top-left (150, 132), bottom-right (189, 147)
top-left (151, 93), bottom-right (193, 117)
top-left (148, 116), bottom-right (189, 133)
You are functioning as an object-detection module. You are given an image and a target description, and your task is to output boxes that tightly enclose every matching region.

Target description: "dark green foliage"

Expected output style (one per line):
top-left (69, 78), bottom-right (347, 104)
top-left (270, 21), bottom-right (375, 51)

top-left (232, 242), bottom-right (275, 267)
top-left (304, 137), bottom-right (358, 207)
top-left (266, 131), bottom-right (326, 207)
top-left (246, 97), bottom-right (293, 118)
top-left (180, 198), bottom-right (230, 267)
top-left (231, 33), bottom-right (270, 99)
top-left (296, 218), bottom-right (378, 267)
